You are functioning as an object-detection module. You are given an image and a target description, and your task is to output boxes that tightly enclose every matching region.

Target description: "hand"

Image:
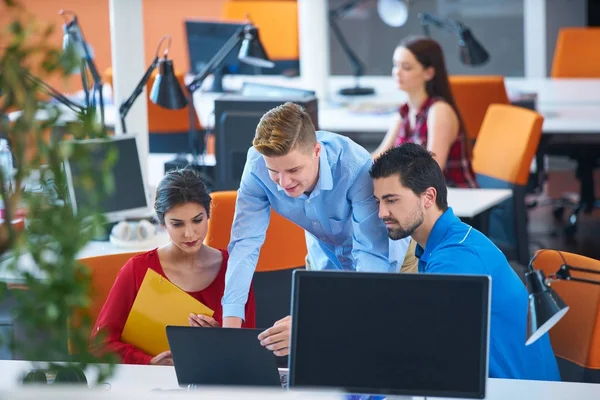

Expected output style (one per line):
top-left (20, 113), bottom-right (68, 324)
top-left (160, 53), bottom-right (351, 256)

top-left (222, 316), bottom-right (243, 328)
top-left (258, 315), bottom-right (291, 357)
top-left (189, 313), bottom-right (220, 328)
top-left (149, 350), bottom-right (173, 366)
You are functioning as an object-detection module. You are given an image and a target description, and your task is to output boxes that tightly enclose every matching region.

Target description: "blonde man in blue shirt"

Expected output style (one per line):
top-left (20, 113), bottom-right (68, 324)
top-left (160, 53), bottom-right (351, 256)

top-left (222, 102), bottom-right (411, 333)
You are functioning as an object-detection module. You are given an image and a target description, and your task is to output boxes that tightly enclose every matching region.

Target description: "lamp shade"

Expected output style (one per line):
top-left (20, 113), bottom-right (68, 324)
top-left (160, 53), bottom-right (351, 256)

top-left (458, 28), bottom-right (490, 66)
top-left (150, 59), bottom-right (188, 110)
top-left (377, 0), bottom-right (409, 27)
top-left (238, 26), bottom-right (275, 69)
top-left (525, 269), bottom-right (570, 346)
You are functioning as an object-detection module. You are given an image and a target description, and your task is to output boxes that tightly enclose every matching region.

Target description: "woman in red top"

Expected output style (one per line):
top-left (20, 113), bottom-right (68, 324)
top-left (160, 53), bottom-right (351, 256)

top-left (91, 168), bottom-right (256, 365)
top-left (373, 36), bottom-right (477, 188)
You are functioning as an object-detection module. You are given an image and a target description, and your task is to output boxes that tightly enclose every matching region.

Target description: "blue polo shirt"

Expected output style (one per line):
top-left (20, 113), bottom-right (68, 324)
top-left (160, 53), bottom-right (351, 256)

top-left (415, 208), bottom-right (561, 381)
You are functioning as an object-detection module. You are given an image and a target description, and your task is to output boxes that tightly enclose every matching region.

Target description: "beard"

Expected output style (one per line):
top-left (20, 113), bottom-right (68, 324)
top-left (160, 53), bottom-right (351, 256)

top-left (384, 209), bottom-right (424, 241)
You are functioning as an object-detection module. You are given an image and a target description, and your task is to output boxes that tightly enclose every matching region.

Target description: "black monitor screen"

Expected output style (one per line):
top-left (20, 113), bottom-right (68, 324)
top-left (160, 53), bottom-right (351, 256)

top-left (185, 20), bottom-right (257, 76)
top-left (288, 271), bottom-right (490, 399)
top-left (64, 135), bottom-right (148, 221)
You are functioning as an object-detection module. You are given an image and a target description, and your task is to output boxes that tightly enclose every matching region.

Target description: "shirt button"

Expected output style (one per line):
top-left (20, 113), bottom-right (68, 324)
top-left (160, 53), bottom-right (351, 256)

top-left (312, 222), bottom-right (317, 226)
top-left (306, 199), bottom-right (310, 204)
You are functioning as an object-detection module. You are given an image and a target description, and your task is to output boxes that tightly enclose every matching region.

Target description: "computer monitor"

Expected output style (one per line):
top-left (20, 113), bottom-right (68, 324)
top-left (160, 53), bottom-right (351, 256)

top-left (241, 82), bottom-right (316, 98)
top-left (63, 135), bottom-right (150, 223)
top-left (288, 271), bottom-right (491, 399)
top-left (213, 95), bottom-right (318, 191)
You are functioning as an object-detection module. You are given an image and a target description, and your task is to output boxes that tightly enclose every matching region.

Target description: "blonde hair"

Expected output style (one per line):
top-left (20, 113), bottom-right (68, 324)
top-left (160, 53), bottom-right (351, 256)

top-left (253, 102), bottom-right (316, 157)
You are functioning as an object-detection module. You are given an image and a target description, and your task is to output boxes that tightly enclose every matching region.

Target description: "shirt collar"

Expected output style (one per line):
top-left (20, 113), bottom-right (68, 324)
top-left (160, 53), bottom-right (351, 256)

top-left (275, 140), bottom-right (333, 196)
top-left (415, 207), bottom-right (459, 264)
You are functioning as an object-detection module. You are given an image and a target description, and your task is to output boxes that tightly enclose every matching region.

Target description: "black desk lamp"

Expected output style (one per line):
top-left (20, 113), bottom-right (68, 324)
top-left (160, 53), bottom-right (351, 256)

top-left (418, 12), bottom-right (489, 67)
top-left (59, 10), bottom-right (105, 129)
top-left (118, 35), bottom-right (188, 133)
top-left (330, 0), bottom-right (410, 96)
top-left (165, 23), bottom-right (274, 189)
top-left (524, 250), bottom-right (600, 345)
top-left (23, 72), bottom-right (86, 117)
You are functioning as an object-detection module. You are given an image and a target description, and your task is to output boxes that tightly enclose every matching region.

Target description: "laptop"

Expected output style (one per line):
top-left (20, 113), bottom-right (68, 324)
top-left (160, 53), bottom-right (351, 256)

top-left (288, 270), bottom-right (491, 399)
top-left (166, 326), bottom-right (283, 388)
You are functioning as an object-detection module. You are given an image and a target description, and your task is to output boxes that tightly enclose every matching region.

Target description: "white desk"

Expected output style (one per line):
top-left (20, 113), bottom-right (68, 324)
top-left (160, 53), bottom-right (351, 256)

top-left (0, 360), bottom-right (599, 400)
top-left (10, 75), bottom-right (600, 136)
top-left (447, 188), bottom-right (512, 219)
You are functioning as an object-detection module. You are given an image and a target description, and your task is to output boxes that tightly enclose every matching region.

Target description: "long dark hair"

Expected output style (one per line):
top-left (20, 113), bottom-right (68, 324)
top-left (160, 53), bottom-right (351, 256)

top-left (399, 36), bottom-right (465, 131)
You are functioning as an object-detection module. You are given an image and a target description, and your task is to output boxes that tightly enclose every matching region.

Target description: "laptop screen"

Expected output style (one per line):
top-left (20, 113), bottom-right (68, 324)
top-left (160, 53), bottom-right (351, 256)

top-left (288, 271), bottom-right (490, 399)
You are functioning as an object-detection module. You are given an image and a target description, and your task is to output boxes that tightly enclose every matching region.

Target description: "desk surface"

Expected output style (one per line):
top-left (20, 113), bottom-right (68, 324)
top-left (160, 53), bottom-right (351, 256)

top-left (0, 360), bottom-right (599, 399)
top-left (8, 76), bottom-right (600, 135)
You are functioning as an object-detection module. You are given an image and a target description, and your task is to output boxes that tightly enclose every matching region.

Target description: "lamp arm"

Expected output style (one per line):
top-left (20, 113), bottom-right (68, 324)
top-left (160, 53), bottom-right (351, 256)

top-left (329, 13), bottom-right (365, 79)
top-left (552, 264), bottom-right (600, 285)
top-left (187, 27), bottom-right (245, 94)
top-left (329, 0), bottom-right (371, 20)
top-left (24, 72), bottom-right (85, 115)
top-left (67, 16), bottom-right (102, 86)
top-left (118, 56), bottom-right (159, 133)
top-left (419, 13), bottom-right (462, 36)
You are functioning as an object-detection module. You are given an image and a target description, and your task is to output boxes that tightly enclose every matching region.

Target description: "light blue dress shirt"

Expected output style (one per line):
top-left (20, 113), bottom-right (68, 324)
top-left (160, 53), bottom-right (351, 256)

top-left (223, 131), bottom-right (394, 319)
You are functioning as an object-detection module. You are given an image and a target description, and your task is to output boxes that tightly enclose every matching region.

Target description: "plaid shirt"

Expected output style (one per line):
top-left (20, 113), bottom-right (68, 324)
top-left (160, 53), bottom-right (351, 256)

top-left (395, 97), bottom-right (478, 188)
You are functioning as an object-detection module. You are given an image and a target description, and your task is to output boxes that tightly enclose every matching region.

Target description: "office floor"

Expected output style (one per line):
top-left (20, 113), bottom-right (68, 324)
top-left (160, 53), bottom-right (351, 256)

top-left (514, 164), bottom-right (600, 276)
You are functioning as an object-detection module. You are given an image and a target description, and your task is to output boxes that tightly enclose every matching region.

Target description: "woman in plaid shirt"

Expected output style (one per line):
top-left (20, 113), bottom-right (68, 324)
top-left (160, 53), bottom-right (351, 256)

top-left (373, 36), bottom-right (477, 189)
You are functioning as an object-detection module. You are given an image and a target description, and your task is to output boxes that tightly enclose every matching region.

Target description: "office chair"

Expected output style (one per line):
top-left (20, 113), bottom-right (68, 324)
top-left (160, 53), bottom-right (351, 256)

top-left (531, 249), bottom-right (600, 383)
top-left (548, 27), bottom-right (600, 238)
top-left (449, 75), bottom-right (510, 158)
top-left (205, 190), bottom-right (307, 329)
top-left (472, 104), bottom-right (544, 266)
top-left (70, 252), bottom-right (142, 354)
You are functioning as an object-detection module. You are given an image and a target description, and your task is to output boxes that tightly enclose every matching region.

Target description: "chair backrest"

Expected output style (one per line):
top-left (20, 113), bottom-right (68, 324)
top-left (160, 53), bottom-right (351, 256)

top-left (551, 28), bottom-right (600, 78)
top-left (472, 104), bottom-right (543, 186)
top-left (532, 249), bottom-right (600, 382)
top-left (449, 75), bottom-right (510, 144)
top-left (221, 0), bottom-right (299, 61)
top-left (205, 190), bottom-right (307, 272)
top-left (78, 251), bottom-right (143, 325)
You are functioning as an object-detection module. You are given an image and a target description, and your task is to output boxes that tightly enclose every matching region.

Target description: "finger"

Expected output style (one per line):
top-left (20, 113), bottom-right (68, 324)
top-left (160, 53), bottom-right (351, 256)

top-left (197, 314), bottom-right (220, 328)
top-left (260, 330), bottom-right (289, 347)
top-left (258, 324), bottom-right (286, 341)
top-left (196, 314), bottom-right (220, 328)
top-left (264, 335), bottom-right (289, 351)
top-left (189, 314), bottom-right (212, 327)
top-left (274, 315), bottom-right (291, 326)
top-left (274, 348), bottom-right (290, 357)
top-left (157, 350), bottom-right (171, 359)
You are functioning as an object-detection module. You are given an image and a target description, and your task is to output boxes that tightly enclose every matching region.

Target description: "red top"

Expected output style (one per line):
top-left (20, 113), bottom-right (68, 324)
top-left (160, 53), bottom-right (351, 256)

top-left (395, 97), bottom-right (478, 188)
top-left (90, 248), bottom-right (256, 365)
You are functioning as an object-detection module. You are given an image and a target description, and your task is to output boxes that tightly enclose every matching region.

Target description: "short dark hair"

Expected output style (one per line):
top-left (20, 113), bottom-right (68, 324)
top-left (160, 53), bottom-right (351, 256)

top-left (154, 168), bottom-right (212, 224)
top-left (369, 143), bottom-right (448, 211)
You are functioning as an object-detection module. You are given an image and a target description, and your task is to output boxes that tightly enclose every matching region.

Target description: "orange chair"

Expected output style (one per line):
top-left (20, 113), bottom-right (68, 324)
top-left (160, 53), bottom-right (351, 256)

top-left (551, 28), bottom-right (600, 78)
top-left (472, 104), bottom-right (544, 265)
top-left (449, 75), bottom-right (510, 153)
top-left (548, 28), bottom-right (600, 238)
top-left (77, 252), bottom-right (142, 329)
top-left (531, 249), bottom-right (600, 382)
top-left (103, 68), bottom-right (213, 155)
top-left (205, 190), bottom-right (306, 272)
top-left (205, 190), bottom-right (306, 329)
top-left (222, 0), bottom-right (299, 74)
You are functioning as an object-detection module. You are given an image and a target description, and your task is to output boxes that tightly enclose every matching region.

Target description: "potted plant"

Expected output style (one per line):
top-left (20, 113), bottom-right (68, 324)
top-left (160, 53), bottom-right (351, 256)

top-left (0, 0), bottom-right (116, 384)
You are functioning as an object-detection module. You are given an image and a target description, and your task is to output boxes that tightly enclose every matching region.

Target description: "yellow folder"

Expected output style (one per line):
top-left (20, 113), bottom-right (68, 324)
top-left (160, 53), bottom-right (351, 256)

top-left (121, 268), bottom-right (214, 357)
